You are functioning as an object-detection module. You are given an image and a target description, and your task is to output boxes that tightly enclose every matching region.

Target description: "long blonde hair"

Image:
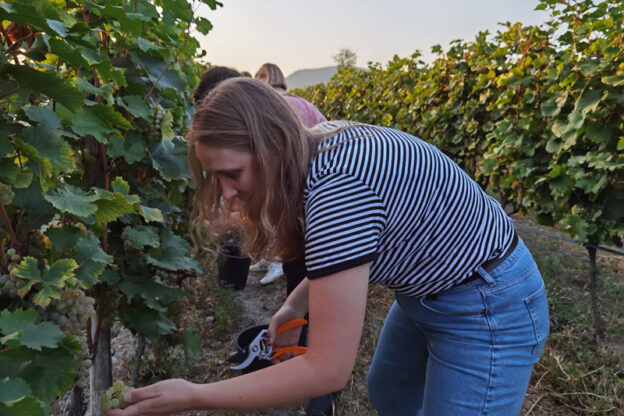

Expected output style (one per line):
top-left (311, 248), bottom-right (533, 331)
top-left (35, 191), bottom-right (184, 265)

top-left (254, 63), bottom-right (287, 90)
top-left (187, 77), bottom-right (330, 261)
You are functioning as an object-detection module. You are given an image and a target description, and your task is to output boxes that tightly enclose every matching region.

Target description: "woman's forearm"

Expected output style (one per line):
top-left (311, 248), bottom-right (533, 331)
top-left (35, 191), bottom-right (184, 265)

top-left (283, 277), bottom-right (309, 316)
top-left (190, 352), bottom-right (344, 410)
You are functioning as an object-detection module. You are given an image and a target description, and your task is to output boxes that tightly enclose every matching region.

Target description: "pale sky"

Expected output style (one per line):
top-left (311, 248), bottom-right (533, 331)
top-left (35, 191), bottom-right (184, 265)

top-left (195, 0), bottom-right (550, 77)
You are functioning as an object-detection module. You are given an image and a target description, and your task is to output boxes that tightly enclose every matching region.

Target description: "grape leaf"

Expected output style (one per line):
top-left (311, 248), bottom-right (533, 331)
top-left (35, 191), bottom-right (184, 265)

top-left (151, 137), bottom-right (190, 181)
top-left (74, 236), bottom-right (113, 287)
top-left (119, 274), bottom-right (183, 312)
top-left (12, 183), bottom-right (55, 228)
top-left (138, 205), bottom-right (164, 223)
top-left (0, 396), bottom-right (46, 416)
top-left (22, 125), bottom-right (76, 173)
top-left (0, 64), bottom-right (83, 111)
top-left (121, 95), bottom-right (151, 120)
top-left (45, 225), bottom-right (84, 253)
top-left (119, 302), bottom-right (176, 339)
top-left (69, 106), bottom-right (116, 143)
top-left (12, 258), bottom-right (79, 307)
top-left (574, 89), bottom-right (603, 116)
top-left (1, 341), bottom-right (78, 402)
top-left (0, 377), bottom-right (31, 406)
top-left (44, 184), bottom-right (98, 218)
top-left (93, 192), bottom-right (137, 224)
top-left (0, 309), bottom-right (65, 350)
top-left (107, 132), bottom-right (147, 164)
top-left (123, 225), bottom-right (160, 249)
top-left (23, 106), bottom-right (61, 129)
top-left (146, 229), bottom-right (200, 271)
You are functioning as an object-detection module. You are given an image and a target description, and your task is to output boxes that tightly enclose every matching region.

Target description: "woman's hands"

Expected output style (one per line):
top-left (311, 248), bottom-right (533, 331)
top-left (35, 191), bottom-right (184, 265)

top-left (266, 278), bottom-right (310, 362)
top-left (105, 379), bottom-right (197, 416)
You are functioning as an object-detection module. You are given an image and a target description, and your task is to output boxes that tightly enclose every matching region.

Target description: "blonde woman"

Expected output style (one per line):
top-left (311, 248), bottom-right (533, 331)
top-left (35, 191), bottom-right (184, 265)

top-left (109, 78), bottom-right (549, 416)
top-left (252, 63), bottom-right (327, 288)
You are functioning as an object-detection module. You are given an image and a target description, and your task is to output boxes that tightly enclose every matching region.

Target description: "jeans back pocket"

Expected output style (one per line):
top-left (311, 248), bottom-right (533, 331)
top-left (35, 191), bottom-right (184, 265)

top-left (525, 284), bottom-right (550, 358)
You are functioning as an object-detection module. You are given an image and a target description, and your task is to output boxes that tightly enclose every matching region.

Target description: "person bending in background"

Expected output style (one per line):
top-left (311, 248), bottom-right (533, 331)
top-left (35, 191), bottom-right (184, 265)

top-left (108, 77), bottom-right (549, 416)
top-left (251, 63), bottom-right (327, 288)
top-left (193, 65), bottom-right (241, 105)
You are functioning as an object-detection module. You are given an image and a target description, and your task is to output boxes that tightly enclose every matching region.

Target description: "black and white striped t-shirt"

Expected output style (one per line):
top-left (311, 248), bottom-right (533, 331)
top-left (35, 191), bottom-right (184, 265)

top-left (303, 122), bottom-right (515, 298)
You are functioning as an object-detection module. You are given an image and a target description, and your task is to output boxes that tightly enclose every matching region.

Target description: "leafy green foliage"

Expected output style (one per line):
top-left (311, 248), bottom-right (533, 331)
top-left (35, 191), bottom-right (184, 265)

top-left (0, 0), bottom-right (217, 409)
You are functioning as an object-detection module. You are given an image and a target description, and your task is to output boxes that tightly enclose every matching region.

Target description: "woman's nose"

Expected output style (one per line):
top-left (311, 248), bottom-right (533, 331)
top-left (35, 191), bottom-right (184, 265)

top-left (219, 180), bottom-right (238, 201)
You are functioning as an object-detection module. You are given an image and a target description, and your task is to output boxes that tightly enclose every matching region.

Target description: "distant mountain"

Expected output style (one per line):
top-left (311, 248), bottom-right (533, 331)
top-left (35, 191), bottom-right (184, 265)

top-left (286, 66), bottom-right (338, 90)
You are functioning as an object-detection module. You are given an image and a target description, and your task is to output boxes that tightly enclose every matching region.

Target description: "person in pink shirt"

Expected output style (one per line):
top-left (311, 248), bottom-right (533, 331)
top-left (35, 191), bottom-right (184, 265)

top-left (255, 63), bottom-right (327, 128)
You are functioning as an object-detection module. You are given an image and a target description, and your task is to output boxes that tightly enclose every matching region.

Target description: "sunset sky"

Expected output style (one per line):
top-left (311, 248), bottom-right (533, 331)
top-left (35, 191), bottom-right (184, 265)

top-left (195, 0), bottom-right (550, 77)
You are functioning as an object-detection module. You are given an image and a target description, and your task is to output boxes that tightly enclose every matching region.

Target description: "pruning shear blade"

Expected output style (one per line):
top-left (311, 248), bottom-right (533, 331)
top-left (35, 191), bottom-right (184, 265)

top-left (229, 318), bottom-right (307, 370)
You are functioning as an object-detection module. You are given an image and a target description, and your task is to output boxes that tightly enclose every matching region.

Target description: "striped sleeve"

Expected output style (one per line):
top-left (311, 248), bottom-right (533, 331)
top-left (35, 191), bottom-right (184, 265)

top-left (304, 172), bottom-right (387, 279)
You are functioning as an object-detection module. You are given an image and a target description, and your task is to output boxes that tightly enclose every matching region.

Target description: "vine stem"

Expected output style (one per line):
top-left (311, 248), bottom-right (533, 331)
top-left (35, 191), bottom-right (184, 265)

top-left (0, 240), bottom-right (5, 268)
top-left (0, 204), bottom-right (19, 249)
top-left (0, 85), bottom-right (21, 100)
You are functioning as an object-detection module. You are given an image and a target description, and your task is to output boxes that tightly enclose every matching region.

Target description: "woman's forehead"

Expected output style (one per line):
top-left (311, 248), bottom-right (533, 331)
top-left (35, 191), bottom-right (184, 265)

top-left (195, 143), bottom-right (252, 172)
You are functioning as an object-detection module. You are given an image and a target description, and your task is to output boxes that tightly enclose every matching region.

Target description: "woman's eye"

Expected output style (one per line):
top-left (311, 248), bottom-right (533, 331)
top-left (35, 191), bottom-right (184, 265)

top-left (221, 171), bottom-right (240, 180)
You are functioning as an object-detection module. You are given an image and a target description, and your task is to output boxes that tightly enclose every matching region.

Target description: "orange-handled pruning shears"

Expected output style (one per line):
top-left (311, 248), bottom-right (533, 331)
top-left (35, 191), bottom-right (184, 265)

top-left (229, 318), bottom-right (308, 370)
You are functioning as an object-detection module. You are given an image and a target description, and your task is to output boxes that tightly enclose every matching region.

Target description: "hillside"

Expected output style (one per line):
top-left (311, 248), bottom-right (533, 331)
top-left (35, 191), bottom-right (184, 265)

top-left (285, 66), bottom-right (338, 90)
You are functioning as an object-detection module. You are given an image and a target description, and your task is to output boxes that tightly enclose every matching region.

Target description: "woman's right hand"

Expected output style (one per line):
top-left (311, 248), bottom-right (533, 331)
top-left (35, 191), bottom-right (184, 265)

top-left (267, 304), bottom-right (305, 363)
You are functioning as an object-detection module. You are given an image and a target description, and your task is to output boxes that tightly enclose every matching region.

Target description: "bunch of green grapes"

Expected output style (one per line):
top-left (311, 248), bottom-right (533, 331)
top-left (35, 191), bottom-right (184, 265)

top-left (36, 288), bottom-right (96, 388)
top-left (0, 273), bottom-right (27, 298)
top-left (0, 248), bottom-right (24, 297)
top-left (0, 183), bottom-right (14, 206)
top-left (27, 229), bottom-right (48, 259)
top-left (3, 247), bottom-right (20, 272)
top-left (146, 104), bottom-right (165, 141)
top-left (101, 380), bottom-right (132, 411)
top-left (40, 288), bottom-right (97, 336)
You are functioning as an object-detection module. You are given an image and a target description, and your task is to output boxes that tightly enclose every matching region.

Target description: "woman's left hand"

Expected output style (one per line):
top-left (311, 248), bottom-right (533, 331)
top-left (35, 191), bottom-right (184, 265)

top-left (105, 379), bottom-right (197, 416)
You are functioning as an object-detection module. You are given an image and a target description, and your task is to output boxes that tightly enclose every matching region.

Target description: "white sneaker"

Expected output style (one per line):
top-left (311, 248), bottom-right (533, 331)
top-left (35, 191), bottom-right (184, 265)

top-left (249, 259), bottom-right (269, 273)
top-left (259, 263), bottom-right (283, 285)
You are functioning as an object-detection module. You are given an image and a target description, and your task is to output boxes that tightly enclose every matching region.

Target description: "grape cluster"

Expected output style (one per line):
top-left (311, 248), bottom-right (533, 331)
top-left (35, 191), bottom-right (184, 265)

top-left (37, 288), bottom-right (96, 335)
top-left (0, 273), bottom-right (26, 297)
top-left (101, 380), bottom-right (131, 411)
top-left (0, 248), bottom-right (23, 297)
top-left (27, 230), bottom-right (49, 260)
top-left (1, 245), bottom-right (96, 389)
top-left (0, 183), bottom-right (14, 205)
top-left (36, 288), bottom-right (96, 388)
top-left (149, 104), bottom-right (165, 141)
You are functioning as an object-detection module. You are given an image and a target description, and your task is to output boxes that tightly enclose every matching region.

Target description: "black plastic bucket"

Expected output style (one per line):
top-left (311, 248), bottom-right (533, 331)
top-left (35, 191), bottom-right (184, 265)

top-left (217, 245), bottom-right (251, 290)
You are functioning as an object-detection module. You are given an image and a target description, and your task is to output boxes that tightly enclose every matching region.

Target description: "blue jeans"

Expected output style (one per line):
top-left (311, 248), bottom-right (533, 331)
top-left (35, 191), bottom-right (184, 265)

top-left (367, 238), bottom-right (549, 416)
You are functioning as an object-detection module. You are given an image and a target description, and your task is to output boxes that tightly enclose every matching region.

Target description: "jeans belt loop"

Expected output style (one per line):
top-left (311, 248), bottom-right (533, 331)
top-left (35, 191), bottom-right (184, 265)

top-left (480, 230), bottom-right (518, 274)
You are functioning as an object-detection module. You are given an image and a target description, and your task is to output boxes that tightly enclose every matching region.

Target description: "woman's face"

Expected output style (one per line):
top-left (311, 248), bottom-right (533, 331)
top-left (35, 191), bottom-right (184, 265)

top-left (194, 143), bottom-right (255, 203)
